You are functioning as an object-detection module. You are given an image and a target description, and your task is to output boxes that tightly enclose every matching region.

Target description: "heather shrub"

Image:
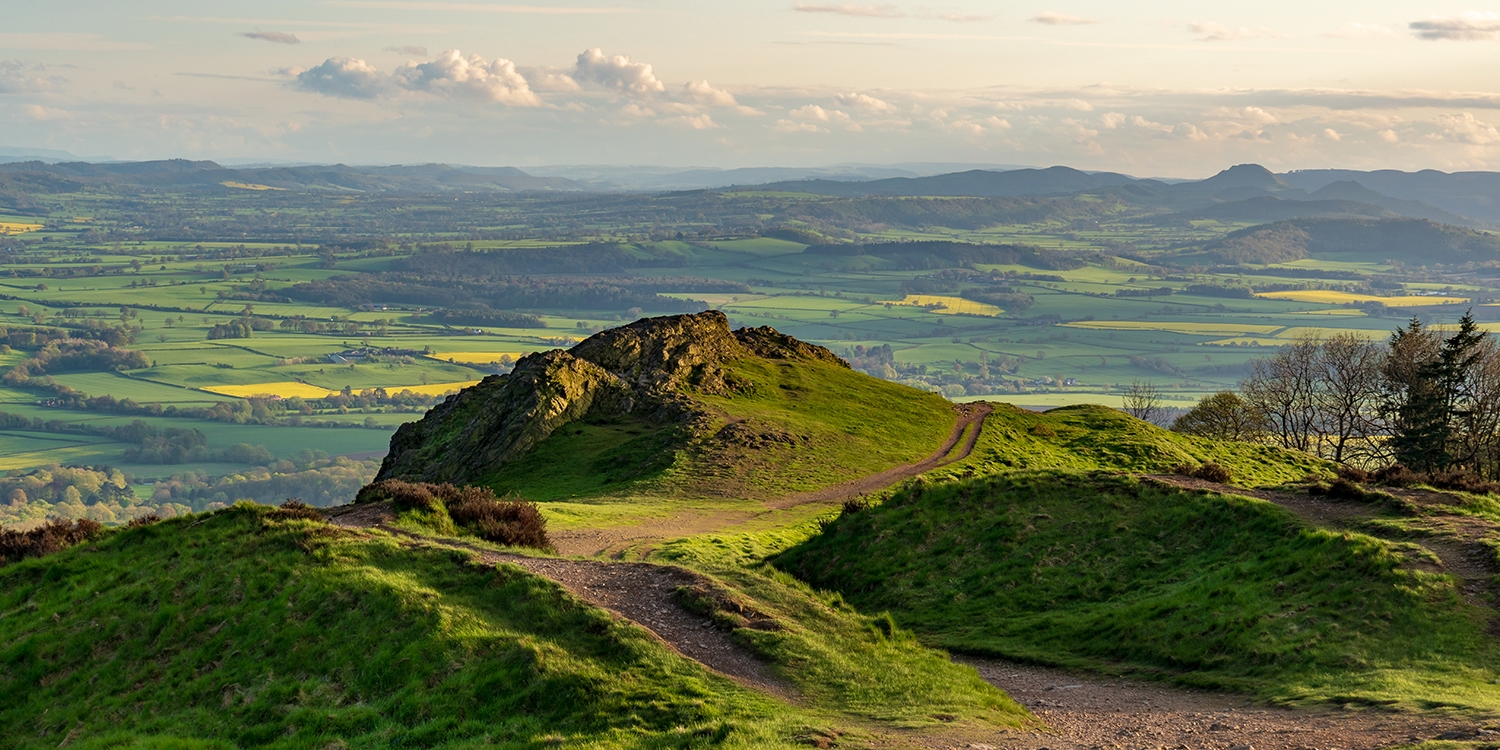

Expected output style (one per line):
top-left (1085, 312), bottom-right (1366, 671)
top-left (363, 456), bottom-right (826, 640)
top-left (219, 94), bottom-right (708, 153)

top-left (0, 518), bottom-right (103, 565)
top-left (268, 499), bottom-right (324, 521)
top-left (126, 514), bottom-right (161, 528)
top-left (357, 479), bottom-right (441, 512)
top-left (447, 488), bottom-right (550, 551)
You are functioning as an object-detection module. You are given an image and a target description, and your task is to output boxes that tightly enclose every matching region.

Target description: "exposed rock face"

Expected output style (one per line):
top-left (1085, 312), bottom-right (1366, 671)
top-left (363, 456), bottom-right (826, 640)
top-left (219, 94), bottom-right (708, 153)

top-left (374, 311), bottom-right (846, 485)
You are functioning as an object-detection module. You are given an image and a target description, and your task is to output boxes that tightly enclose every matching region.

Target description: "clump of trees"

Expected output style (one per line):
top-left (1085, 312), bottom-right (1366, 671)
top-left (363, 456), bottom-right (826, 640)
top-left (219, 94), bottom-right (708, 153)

top-left (1173, 312), bottom-right (1500, 477)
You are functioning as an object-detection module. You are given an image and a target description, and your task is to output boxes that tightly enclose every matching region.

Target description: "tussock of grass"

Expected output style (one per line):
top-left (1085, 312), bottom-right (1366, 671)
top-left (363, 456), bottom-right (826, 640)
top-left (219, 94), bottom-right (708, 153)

top-left (777, 471), bottom-right (1500, 710)
top-left (0, 504), bottom-right (827, 748)
top-left (933, 403), bottom-right (1329, 485)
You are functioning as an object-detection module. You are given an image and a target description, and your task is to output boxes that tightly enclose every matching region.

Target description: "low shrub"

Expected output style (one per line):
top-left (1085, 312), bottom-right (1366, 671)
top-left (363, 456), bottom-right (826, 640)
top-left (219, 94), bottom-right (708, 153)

top-left (126, 514), bottom-right (161, 528)
top-left (357, 479), bottom-right (550, 549)
top-left (1373, 464), bottom-right (1419, 488)
top-left (1192, 461), bottom-right (1232, 483)
top-left (447, 489), bottom-right (550, 550)
top-left (1028, 423), bottom-right (1056, 437)
top-left (1337, 465), bottom-right (1371, 483)
top-left (0, 518), bottom-right (103, 565)
top-left (841, 497), bottom-right (870, 515)
top-left (1324, 478), bottom-right (1368, 501)
top-left (357, 479), bottom-right (441, 512)
top-left (1426, 470), bottom-right (1500, 496)
top-left (1171, 463), bottom-right (1197, 477)
top-left (268, 499), bottom-right (324, 522)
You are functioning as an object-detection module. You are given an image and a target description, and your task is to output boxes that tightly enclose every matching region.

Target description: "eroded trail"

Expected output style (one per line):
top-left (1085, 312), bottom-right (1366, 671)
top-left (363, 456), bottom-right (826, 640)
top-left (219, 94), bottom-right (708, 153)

top-left (943, 658), bottom-right (1479, 750)
top-left (766, 401), bottom-right (992, 510)
top-left (324, 504), bottom-right (789, 697)
top-left (552, 402), bottom-right (994, 557)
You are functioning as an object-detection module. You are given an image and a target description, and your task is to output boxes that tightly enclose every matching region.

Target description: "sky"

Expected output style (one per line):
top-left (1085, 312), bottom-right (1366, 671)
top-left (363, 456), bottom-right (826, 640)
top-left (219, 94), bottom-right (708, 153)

top-left (3, 1), bottom-right (1500, 176)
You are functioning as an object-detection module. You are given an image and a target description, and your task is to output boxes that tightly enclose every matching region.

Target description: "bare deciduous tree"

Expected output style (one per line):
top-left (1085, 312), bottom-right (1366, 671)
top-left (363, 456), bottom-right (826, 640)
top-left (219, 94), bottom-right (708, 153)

top-left (1242, 336), bottom-right (1322, 454)
top-left (1122, 380), bottom-right (1164, 425)
top-left (1313, 332), bottom-right (1387, 465)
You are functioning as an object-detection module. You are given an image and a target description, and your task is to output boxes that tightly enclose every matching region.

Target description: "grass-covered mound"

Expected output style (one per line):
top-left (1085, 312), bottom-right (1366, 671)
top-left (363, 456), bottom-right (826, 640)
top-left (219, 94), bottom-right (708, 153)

top-left (778, 471), bottom-right (1500, 710)
top-left (391, 312), bottom-right (957, 502)
top-left (931, 403), bottom-right (1328, 485)
top-left (0, 504), bottom-right (1029, 748)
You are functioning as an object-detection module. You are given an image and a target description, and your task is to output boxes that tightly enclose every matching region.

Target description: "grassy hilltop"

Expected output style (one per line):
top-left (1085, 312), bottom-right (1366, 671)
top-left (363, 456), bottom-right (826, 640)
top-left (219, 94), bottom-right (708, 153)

top-left (6, 309), bottom-right (1500, 746)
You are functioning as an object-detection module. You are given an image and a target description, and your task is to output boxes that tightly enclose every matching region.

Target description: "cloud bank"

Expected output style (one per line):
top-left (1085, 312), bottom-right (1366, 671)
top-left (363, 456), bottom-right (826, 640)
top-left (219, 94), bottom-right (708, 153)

top-left (1410, 12), bottom-right (1500, 41)
top-left (240, 31), bottom-right (301, 45)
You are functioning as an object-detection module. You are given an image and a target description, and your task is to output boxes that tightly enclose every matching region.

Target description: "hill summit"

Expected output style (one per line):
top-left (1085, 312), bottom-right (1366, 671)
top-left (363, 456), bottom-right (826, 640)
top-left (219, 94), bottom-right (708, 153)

top-left (376, 311), bottom-right (951, 499)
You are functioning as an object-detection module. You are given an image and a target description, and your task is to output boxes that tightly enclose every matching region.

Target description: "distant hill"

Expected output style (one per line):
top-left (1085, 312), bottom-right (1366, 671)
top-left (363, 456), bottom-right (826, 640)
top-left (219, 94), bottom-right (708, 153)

top-left (0, 159), bottom-right (583, 193)
top-left (1281, 168), bottom-right (1500, 224)
top-left (747, 166), bottom-right (1148, 198)
top-left (1166, 195), bottom-right (1396, 223)
top-left (377, 310), bottom-right (957, 500)
top-left (1173, 217), bottom-right (1500, 265)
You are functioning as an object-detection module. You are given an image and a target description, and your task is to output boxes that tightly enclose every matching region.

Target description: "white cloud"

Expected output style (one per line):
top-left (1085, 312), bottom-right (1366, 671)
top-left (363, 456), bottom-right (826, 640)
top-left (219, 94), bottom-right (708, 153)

top-left (21, 104), bottom-right (71, 121)
top-left (774, 119), bottom-right (825, 132)
top-left (667, 113), bottom-right (717, 129)
top-left (1379, 129), bottom-right (1400, 143)
top-left (836, 91), bottom-right (894, 112)
top-left (573, 48), bottom-right (665, 94)
top-left (0, 60), bottom-right (63, 94)
top-left (293, 50), bottom-right (540, 105)
top-left (1100, 111), bottom-right (1126, 129)
top-left (1030, 11), bottom-right (1097, 26)
top-left (239, 30), bottom-right (300, 44)
top-left (393, 49), bottom-right (540, 105)
top-left (1188, 22), bottom-right (1283, 42)
top-left (1323, 128), bottom-right (1342, 141)
top-left (518, 66), bottom-right (580, 92)
top-left (683, 79), bottom-right (738, 107)
top-left (385, 45), bottom-right (429, 56)
top-left (1323, 22), bottom-right (1395, 39)
top-left (619, 103), bottom-right (655, 117)
top-left (1410, 12), bottom-right (1500, 41)
top-left (790, 104), bottom-right (853, 123)
top-left (793, 4), bottom-right (903, 18)
top-left (293, 57), bottom-right (389, 99)
top-left (1436, 112), bottom-right (1500, 144)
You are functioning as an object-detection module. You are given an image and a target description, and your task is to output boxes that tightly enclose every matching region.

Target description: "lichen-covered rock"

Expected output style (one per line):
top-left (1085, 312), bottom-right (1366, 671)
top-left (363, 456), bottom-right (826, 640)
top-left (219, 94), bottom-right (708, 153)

top-left (373, 310), bottom-right (847, 487)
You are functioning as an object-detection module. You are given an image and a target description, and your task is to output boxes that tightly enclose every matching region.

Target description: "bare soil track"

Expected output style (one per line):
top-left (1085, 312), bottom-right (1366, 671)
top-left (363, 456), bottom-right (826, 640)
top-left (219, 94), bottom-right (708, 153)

top-left (325, 503), bottom-right (789, 696)
top-left (765, 401), bottom-right (993, 510)
top-left (929, 658), bottom-right (1485, 750)
top-left (559, 402), bottom-right (995, 557)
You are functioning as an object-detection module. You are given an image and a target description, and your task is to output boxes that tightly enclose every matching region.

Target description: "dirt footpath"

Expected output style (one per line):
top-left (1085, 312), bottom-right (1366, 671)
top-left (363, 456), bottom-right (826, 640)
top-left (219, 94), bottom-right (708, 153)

top-left (930, 658), bottom-right (1486, 750)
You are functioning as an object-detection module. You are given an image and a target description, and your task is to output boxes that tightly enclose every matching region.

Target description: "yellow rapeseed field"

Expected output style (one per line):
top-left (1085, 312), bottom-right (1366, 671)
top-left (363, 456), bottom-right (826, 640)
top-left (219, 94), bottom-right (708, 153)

top-left (1063, 321), bottom-right (1282, 336)
top-left (1256, 290), bottom-right (1470, 306)
top-left (387, 381), bottom-right (479, 396)
top-left (202, 382), bottom-right (339, 399)
top-left (0, 220), bottom-right (42, 234)
top-left (203, 380), bottom-right (480, 399)
top-left (221, 181), bottom-right (286, 191)
top-left (428, 351), bottom-right (533, 364)
top-left (884, 295), bottom-right (1003, 317)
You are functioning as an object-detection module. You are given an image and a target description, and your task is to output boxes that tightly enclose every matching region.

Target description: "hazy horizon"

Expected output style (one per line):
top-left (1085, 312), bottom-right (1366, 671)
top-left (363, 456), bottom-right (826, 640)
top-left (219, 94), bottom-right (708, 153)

top-left (4, 1), bottom-right (1500, 175)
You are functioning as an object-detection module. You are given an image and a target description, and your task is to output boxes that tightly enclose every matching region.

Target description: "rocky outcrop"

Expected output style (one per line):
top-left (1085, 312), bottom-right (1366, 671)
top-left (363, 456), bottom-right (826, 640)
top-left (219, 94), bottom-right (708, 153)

top-left (374, 311), bottom-right (846, 486)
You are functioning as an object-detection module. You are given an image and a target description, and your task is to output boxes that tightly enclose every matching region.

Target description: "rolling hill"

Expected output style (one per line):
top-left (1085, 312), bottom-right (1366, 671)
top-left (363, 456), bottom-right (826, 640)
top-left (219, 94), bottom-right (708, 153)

top-left (1171, 217), bottom-right (1500, 265)
top-left (376, 310), bottom-right (957, 501)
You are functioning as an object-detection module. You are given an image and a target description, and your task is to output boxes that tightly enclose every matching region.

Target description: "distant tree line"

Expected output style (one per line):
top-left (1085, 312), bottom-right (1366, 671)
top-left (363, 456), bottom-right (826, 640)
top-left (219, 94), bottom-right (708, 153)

top-left (1173, 311), bottom-right (1500, 478)
top-left (287, 273), bottom-right (726, 314)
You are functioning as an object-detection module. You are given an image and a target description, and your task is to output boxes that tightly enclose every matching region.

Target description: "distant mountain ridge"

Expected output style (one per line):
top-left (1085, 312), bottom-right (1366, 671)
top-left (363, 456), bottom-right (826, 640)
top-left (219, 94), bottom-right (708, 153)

top-left (0, 159), bottom-right (583, 193)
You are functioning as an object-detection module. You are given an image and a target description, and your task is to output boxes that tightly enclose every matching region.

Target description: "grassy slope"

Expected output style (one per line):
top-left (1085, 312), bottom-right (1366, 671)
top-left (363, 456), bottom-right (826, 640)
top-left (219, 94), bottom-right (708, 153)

top-left (777, 471), bottom-right (1500, 710)
top-left (489, 356), bottom-right (956, 502)
top-left (0, 505), bottom-right (1028, 749)
top-left (929, 403), bottom-right (1330, 486)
